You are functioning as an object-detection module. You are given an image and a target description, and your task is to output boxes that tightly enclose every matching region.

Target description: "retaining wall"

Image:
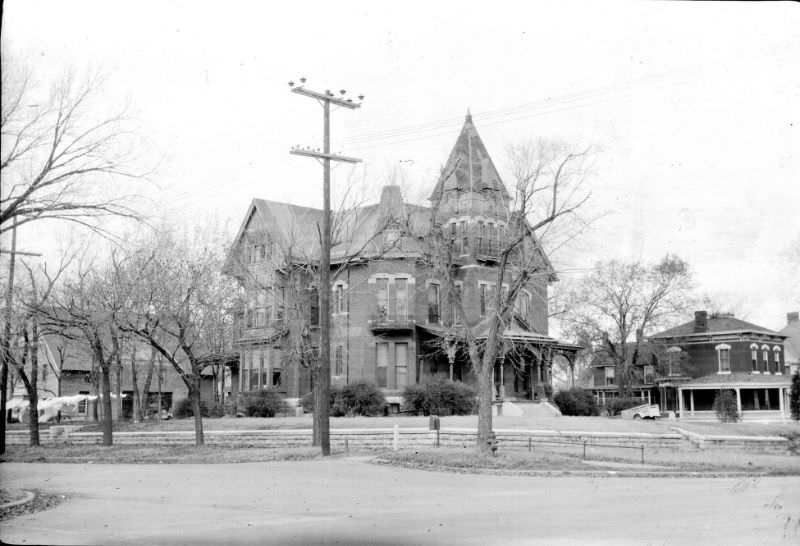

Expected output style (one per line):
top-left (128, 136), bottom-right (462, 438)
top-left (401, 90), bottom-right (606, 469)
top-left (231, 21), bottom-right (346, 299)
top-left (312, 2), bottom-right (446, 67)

top-left (5, 426), bottom-right (791, 454)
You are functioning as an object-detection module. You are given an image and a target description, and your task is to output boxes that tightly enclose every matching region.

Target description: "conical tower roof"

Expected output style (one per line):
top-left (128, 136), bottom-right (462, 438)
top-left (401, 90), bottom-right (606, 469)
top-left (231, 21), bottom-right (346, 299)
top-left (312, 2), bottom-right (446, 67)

top-left (428, 111), bottom-right (511, 202)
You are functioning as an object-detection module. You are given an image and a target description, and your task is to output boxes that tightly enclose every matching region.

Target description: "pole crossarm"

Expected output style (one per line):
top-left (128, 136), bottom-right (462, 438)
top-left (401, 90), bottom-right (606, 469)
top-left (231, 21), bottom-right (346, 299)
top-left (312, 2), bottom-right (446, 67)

top-left (0, 249), bottom-right (43, 257)
top-left (291, 86), bottom-right (361, 109)
top-left (290, 149), bottom-right (362, 164)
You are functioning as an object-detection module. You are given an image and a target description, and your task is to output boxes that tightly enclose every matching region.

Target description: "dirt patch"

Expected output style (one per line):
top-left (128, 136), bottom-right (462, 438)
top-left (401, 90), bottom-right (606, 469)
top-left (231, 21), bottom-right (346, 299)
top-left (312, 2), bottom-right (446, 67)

top-left (0, 490), bottom-right (66, 521)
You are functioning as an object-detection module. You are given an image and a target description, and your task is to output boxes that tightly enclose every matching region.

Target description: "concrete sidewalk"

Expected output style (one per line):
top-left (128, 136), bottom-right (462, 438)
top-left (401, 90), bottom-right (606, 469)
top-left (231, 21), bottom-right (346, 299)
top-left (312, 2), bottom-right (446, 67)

top-left (2, 458), bottom-right (799, 545)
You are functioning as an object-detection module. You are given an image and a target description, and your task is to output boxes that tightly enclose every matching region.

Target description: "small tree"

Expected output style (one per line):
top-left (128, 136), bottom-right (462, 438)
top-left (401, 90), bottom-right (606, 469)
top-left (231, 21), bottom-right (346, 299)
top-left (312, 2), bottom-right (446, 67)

top-left (712, 389), bottom-right (739, 423)
top-left (790, 370), bottom-right (800, 421)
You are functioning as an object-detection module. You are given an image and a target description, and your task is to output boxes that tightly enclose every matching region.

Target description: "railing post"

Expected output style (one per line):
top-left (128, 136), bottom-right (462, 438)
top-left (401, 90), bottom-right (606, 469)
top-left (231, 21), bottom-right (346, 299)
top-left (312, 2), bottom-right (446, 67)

top-left (393, 424), bottom-right (399, 451)
top-left (640, 445), bottom-right (644, 465)
top-left (528, 437), bottom-right (531, 452)
top-left (583, 440), bottom-right (587, 459)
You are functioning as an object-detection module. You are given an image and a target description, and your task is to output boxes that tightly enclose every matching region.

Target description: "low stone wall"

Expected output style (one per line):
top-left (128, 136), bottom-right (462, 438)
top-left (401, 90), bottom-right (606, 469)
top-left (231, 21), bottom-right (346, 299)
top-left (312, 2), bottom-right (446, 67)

top-left (4, 426), bottom-right (793, 455)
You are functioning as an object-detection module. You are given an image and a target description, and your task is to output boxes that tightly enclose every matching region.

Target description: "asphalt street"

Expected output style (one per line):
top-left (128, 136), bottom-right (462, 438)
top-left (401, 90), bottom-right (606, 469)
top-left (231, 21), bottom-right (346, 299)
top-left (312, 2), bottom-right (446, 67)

top-left (2, 458), bottom-right (799, 545)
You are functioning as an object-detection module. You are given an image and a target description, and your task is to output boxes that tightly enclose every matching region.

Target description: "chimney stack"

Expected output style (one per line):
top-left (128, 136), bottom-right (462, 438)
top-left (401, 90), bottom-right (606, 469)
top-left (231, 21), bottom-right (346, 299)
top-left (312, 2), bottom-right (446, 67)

top-left (635, 328), bottom-right (643, 342)
top-left (788, 311), bottom-right (799, 324)
top-left (693, 310), bottom-right (708, 333)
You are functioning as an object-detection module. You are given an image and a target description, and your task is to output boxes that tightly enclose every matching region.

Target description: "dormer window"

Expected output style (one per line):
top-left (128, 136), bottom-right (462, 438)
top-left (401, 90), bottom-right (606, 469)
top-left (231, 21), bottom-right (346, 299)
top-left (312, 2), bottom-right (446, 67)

top-left (716, 344), bottom-right (731, 373)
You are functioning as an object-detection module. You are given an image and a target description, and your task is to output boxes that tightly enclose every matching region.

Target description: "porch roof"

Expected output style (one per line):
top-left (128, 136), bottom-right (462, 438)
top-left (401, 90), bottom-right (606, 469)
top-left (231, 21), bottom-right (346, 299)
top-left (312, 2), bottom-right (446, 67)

top-left (679, 372), bottom-right (791, 390)
top-left (416, 322), bottom-right (582, 353)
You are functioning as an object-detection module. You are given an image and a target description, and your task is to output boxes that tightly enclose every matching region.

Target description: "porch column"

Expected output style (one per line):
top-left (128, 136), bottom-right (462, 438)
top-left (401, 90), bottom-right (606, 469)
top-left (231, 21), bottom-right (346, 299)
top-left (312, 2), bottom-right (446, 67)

top-left (689, 390), bottom-right (695, 416)
top-left (778, 387), bottom-right (785, 417)
top-left (499, 361), bottom-right (505, 400)
top-left (678, 387), bottom-right (685, 417)
top-left (764, 389), bottom-right (771, 410)
top-left (735, 388), bottom-right (742, 416)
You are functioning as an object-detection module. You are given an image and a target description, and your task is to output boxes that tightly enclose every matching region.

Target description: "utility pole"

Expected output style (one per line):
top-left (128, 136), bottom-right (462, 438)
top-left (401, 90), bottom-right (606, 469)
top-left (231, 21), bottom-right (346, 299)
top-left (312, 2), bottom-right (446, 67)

top-left (0, 221), bottom-right (42, 454)
top-left (289, 78), bottom-right (362, 456)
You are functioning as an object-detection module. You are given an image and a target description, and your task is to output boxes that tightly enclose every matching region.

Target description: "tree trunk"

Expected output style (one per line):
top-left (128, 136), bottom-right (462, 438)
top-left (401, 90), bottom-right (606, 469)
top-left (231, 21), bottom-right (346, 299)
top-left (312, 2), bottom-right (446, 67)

top-left (140, 348), bottom-right (156, 421)
top-left (312, 366), bottom-right (322, 447)
top-left (476, 359), bottom-right (493, 454)
top-left (130, 347), bottom-right (140, 422)
top-left (190, 380), bottom-right (204, 447)
top-left (100, 363), bottom-right (113, 446)
top-left (28, 319), bottom-right (41, 447)
top-left (112, 350), bottom-right (123, 421)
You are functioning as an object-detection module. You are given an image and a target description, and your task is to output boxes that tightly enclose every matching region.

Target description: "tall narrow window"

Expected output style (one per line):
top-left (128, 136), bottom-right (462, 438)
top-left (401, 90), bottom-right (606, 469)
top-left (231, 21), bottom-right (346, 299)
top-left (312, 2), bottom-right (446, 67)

top-left (395, 343), bottom-right (408, 388)
top-left (667, 347), bottom-right (681, 376)
top-left (334, 345), bottom-right (343, 376)
top-left (750, 344), bottom-right (759, 372)
top-left (716, 344), bottom-right (731, 373)
top-left (427, 283), bottom-right (440, 324)
top-left (479, 284), bottom-right (487, 317)
top-left (773, 346), bottom-right (781, 374)
top-left (335, 284), bottom-right (345, 314)
top-left (460, 220), bottom-right (468, 254)
top-left (762, 345), bottom-right (769, 373)
top-left (605, 367), bottom-right (615, 386)
top-left (376, 278), bottom-right (389, 317)
top-left (394, 278), bottom-right (408, 318)
top-left (376, 342), bottom-right (389, 388)
top-left (477, 221), bottom-right (485, 254)
top-left (276, 286), bottom-right (285, 320)
top-left (449, 222), bottom-right (457, 241)
top-left (309, 286), bottom-right (319, 326)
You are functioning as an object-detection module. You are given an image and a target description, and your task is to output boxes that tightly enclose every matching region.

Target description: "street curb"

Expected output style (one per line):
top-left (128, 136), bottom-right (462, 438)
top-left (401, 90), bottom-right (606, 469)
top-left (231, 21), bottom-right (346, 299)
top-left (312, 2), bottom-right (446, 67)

top-left (0, 490), bottom-right (35, 510)
top-left (371, 458), bottom-right (780, 479)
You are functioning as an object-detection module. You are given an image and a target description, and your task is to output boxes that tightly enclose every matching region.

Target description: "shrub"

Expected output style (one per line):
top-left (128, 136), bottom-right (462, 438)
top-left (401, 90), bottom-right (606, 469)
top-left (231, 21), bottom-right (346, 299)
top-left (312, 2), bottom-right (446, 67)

top-left (331, 381), bottom-right (386, 416)
top-left (791, 371), bottom-right (800, 421)
top-left (553, 388), bottom-right (598, 416)
top-left (402, 376), bottom-right (477, 416)
top-left (174, 398), bottom-right (210, 418)
top-left (604, 397), bottom-right (645, 416)
top-left (712, 389), bottom-right (739, 422)
top-left (300, 391), bottom-right (315, 413)
top-left (301, 382), bottom-right (386, 416)
top-left (244, 389), bottom-right (289, 417)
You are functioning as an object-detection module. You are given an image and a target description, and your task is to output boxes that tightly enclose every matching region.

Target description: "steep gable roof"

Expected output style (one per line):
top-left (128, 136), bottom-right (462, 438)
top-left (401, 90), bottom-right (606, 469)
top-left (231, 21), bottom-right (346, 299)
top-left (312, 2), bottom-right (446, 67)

top-left (428, 111), bottom-right (511, 202)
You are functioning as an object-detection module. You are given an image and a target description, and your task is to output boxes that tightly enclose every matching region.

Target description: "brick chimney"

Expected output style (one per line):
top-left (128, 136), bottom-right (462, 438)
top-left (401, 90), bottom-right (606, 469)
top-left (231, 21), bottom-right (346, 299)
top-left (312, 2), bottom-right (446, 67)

top-left (693, 310), bottom-right (708, 333)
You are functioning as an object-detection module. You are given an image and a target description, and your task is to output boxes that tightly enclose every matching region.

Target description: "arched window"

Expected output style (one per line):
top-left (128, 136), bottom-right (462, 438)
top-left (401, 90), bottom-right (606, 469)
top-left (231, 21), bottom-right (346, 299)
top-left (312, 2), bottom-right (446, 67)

top-left (761, 345), bottom-right (770, 373)
top-left (773, 346), bottom-right (782, 374)
top-left (715, 344), bottom-right (731, 373)
top-left (750, 343), bottom-right (759, 373)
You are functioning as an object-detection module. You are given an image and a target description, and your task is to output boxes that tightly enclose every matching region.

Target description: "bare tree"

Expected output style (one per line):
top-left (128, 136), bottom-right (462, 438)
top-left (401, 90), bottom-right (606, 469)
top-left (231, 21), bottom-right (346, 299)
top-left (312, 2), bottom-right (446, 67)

top-left (560, 255), bottom-right (694, 396)
top-left (1, 61), bottom-right (149, 237)
top-left (117, 225), bottom-right (238, 447)
top-left (412, 137), bottom-right (593, 453)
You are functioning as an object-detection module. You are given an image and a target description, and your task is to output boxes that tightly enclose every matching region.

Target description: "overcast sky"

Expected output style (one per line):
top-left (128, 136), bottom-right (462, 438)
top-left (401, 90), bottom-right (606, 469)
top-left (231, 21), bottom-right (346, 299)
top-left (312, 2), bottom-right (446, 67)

top-left (2, 0), bottom-right (799, 332)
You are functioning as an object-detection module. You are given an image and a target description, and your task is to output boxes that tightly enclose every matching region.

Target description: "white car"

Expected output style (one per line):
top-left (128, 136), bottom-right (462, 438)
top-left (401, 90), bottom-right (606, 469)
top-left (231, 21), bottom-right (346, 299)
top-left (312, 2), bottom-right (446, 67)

top-left (621, 404), bottom-right (661, 420)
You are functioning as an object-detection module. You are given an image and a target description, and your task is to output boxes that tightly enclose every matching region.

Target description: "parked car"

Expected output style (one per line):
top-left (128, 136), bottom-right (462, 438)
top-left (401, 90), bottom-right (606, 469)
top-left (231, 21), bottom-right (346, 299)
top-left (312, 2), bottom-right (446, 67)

top-left (621, 404), bottom-right (661, 420)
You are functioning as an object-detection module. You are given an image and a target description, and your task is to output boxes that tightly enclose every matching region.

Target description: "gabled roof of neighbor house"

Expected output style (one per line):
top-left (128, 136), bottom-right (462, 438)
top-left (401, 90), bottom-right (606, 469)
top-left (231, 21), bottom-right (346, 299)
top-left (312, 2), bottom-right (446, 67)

top-left (650, 315), bottom-right (786, 340)
top-left (428, 111), bottom-right (511, 202)
top-left (590, 342), bottom-right (659, 368)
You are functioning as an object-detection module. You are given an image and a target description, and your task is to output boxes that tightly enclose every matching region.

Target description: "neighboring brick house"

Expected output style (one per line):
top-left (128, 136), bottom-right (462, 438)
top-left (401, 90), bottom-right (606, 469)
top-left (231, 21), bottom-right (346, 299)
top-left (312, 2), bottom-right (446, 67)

top-left (588, 341), bottom-right (660, 407)
top-left (779, 311), bottom-right (799, 375)
top-left (650, 311), bottom-right (791, 420)
top-left (7, 334), bottom-right (195, 422)
top-left (228, 113), bottom-right (580, 407)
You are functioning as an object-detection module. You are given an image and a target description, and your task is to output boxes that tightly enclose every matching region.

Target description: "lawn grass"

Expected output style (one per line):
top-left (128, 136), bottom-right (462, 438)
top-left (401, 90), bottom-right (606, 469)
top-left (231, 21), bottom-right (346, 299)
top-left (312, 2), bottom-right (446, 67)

top-left (380, 446), bottom-right (800, 475)
top-left (1, 444), bottom-right (331, 464)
